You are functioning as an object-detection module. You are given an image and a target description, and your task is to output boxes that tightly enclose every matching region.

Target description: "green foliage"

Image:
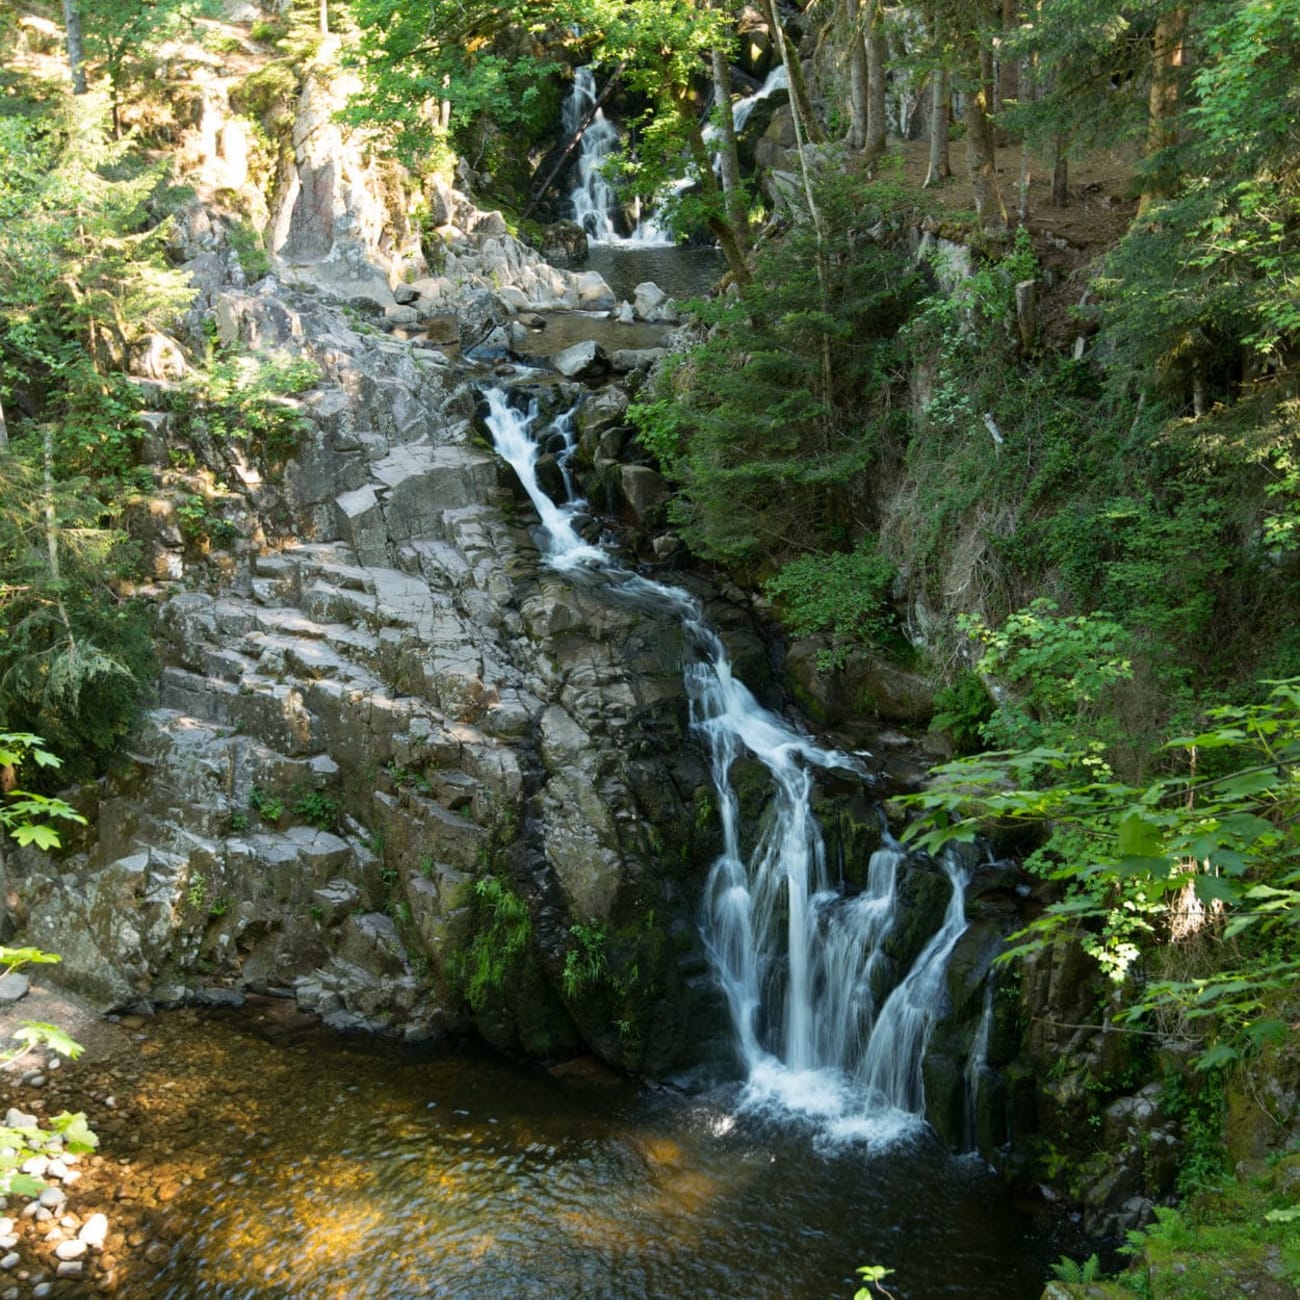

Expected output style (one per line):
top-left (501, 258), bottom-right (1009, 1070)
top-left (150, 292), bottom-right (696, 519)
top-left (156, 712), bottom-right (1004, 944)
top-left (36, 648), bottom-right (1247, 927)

top-left (930, 671), bottom-right (994, 755)
top-left (0, 735), bottom-right (86, 849)
top-left (182, 347), bottom-right (320, 465)
top-left (345, 0), bottom-right (569, 175)
top-left (0, 945), bottom-right (62, 978)
top-left (249, 787), bottom-right (284, 824)
top-left (0, 94), bottom-right (184, 772)
top-left (902, 679), bottom-right (1300, 1066)
top-left (1089, 1), bottom-right (1300, 411)
top-left (0, 1110), bottom-right (97, 1198)
top-left (561, 921), bottom-right (608, 1000)
top-left (961, 599), bottom-right (1132, 753)
top-left (1049, 1254), bottom-right (1103, 1285)
top-left (293, 790), bottom-right (340, 831)
top-left (82, 0), bottom-right (219, 131)
top-left (462, 876), bottom-right (532, 1010)
top-left (0, 96), bottom-right (195, 445)
top-left (0, 942), bottom-right (94, 1199)
top-left (228, 220), bottom-right (271, 283)
top-left (631, 168), bottom-right (924, 571)
top-left (763, 539), bottom-right (898, 671)
top-left (853, 1264), bottom-right (896, 1299)
top-left (1119, 1158), bottom-right (1300, 1296)
top-left (1160, 1074), bottom-right (1227, 1197)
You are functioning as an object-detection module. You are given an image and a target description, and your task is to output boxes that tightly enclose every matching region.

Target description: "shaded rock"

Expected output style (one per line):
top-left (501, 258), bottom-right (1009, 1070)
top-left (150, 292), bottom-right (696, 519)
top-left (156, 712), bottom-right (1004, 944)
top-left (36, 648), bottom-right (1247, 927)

top-left (618, 465), bottom-right (669, 524)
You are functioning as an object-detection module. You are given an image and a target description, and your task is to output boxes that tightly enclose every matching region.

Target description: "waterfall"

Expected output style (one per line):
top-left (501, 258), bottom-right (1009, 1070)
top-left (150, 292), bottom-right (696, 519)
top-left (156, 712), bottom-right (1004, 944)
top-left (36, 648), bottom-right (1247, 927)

top-left (562, 63), bottom-right (790, 250)
top-left (563, 68), bottom-right (674, 247)
top-left (730, 64), bottom-right (789, 133)
top-left (963, 981), bottom-right (995, 1153)
top-left (858, 851), bottom-right (970, 1115)
top-left (482, 389), bottom-right (973, 1144)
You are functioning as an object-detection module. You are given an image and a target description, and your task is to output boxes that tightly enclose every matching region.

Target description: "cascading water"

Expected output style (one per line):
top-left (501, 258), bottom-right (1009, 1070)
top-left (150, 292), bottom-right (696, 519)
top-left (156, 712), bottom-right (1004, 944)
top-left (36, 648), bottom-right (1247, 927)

top-left (729, 63), bottom-right (789, 134)
top-left (482, 387), bottom-right (973, 1143)
top-left (563, 68), bottom-right (673, 247)
top-left (562, 62), bottom-right (791, 250)
top-left (963, 981), bottom-right (995, 1153)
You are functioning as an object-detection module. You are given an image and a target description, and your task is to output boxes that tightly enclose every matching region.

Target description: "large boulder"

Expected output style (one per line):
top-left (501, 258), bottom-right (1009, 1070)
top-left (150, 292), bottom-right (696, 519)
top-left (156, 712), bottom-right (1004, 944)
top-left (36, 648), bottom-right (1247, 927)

top-left (552, 339), bottom-right (611, 382)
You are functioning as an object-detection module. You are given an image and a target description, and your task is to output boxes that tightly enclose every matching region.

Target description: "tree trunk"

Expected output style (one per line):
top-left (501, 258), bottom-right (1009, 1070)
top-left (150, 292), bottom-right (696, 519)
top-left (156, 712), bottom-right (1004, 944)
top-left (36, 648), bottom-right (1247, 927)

top-left (677, 102), bottom-right (752, 288)
top-left (864, 4), bottom-right (888, 163)
top-left (1138, 4), bottom-right (1187, 214)
top-left (845, 0), bottom-right (868, 149)
top-left (1016, 53), bottom-right (1036, 222)
top-left (0, 396), bottom-right (8, 450)
top-left (997, 0), bottom-right (1019, 132)
top-left (764, 0), bottom-right (823, 145)
top-left (710, 47), bottom-right (749, 254)
top-left (924, 70), bottom-right (952, 185)
top-left (319, 0), bottom-right (328, 35)
top-left (1050, 136), bottom-right (1068, 205)
top-left (965, 46), bottom-right (1007, 232)
top-left (62, 0), bottom-right (86, 94)
top-left (923, 5), bottom-right (951, 187)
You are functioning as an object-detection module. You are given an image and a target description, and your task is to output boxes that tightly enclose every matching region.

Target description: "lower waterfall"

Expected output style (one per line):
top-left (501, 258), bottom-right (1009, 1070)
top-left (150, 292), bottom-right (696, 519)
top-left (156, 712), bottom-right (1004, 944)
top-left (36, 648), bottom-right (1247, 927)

top-left (483, 387), bottom-right (973, 1144)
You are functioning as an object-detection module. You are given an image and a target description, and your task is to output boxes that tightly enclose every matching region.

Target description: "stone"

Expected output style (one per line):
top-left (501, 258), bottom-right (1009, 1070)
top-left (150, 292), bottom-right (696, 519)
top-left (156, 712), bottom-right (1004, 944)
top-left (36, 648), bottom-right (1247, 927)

top-left (0, 974), bottom-right (29, 1004)
top-left (633, 281), bottom-right (669, 320)
top-left (551, 340), bottom-right (611, 382)
top-left (79, 1214), bottom-right (109, 1250)
top-left (610, 347), bottom-right (666, 373)
top-left (574, 271), bottom-right (617, 311)
top-left (392, 283), bottom-right (420, 305)
top-left (618, 465), bottom-right (669, 524)
top-left (55, 1240), bottom-right (88, 1261)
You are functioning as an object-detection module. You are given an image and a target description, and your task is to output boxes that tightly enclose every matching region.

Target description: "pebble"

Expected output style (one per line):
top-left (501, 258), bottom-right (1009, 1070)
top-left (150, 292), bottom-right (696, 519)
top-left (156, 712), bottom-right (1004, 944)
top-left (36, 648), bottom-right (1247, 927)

top-left (36, 1189), bottom-right (64, 1210)
top-left (19, 1158), bottom-right (47, 1178)
top-left (55, 1239), bottom-right (88, 1261)
top-left (2, 1112), bottom-right (36, 1131)
top-left (55, 1260), bottom-right (84, 1277)
top-left (33, 1286), bottom-right (53, 1299)
top-left (45, 1161), bottom-right (68, 1181)
top-left (23, 1075), bottom-right (46, 1090)
top-left (0, 1255), bottom-right (16, 1272)
top-left (80, 1214), bottom-right (109, 1250)
top-left (143, 1241), bottom-right (169, 1264)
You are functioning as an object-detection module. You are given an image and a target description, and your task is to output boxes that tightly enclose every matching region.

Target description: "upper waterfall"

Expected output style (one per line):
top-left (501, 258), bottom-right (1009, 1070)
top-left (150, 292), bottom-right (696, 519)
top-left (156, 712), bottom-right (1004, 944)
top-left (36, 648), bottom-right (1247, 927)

top-left (563, 67), bottom-right (674, 247)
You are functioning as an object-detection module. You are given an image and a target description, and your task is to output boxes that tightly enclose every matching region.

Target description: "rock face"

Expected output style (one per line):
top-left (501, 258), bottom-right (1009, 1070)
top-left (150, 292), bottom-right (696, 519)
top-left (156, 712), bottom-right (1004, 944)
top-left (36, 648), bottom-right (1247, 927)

top-left (9, 282), bottom-right (725, 1074)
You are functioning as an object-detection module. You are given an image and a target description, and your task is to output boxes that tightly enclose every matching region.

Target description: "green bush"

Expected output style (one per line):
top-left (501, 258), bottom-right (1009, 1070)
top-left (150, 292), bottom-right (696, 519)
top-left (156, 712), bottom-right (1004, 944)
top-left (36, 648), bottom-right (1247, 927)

top-left (763, 539), bottom-right (899, 671)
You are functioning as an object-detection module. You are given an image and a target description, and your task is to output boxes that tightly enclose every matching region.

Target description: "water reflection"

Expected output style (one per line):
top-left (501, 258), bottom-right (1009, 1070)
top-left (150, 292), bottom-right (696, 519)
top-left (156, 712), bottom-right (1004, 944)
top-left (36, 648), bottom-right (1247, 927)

top-left (128, 1011), bottom-right (1062, 1299)
top-left (580, 245), bottom-right (725, 304)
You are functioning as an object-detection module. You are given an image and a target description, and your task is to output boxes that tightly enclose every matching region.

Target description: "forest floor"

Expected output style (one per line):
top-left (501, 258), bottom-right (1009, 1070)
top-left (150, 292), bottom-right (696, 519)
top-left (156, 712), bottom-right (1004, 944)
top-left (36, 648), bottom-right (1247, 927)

top-left (890, 136), bottom-right (1140, 348)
